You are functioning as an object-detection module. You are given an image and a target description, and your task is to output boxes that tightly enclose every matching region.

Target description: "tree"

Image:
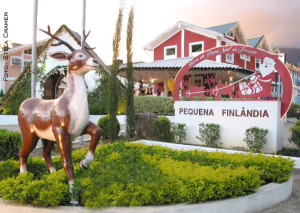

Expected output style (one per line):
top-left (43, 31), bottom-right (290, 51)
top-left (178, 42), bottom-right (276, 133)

top-left (108, 0), bottom-right (124, 140)
top-left (125, 6), bottom-right (136, 137)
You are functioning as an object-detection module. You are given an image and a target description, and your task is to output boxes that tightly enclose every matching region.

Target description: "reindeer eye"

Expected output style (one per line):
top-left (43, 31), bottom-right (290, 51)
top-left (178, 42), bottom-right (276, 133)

top-left (76, 53), bottom-right (86, 59)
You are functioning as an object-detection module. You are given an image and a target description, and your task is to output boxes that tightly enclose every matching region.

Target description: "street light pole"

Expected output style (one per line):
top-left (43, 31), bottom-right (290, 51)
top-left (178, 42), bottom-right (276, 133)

top-left (79, 0), bottom-right (86, 145)
top-left (81, 0), bottom-right (86, 50)
top-left (31, 0), bottom-right (38, 97)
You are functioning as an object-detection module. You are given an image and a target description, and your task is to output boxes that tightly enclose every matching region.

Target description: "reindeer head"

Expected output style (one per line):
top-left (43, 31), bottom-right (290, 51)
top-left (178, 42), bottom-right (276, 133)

top-left (40, 26), bottom-right (98, 75)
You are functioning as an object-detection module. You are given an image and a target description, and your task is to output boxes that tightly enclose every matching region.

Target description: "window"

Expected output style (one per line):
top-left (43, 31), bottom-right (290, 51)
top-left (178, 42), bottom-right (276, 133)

top-left (24, 48), bottom-right (32, 55)
top-left (11, 56), bottom-right (22, 66)
top-left (23, 60), bottom-right (31, 68)
top-left (189, 41), bottom-right (204, 57)
top-left (255, 58), bottom-right (261, 71)
top-left (240, 54), bottom-right (250, 61)
top-left (227, 31), bottom-right (235, 40)
top-left (226, 54), bottom-right (234, 63)
top-left (164, 45), bottom-right (177, 60)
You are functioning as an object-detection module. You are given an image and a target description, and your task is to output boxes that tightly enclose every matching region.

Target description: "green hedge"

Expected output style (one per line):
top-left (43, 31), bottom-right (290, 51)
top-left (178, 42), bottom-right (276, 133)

top-left (0, 142), bottom-right (294, 207)
top-left (97, 115), bottom-right (120, 138)
top-left (0, 129), bottom-right (22, 161)
top-left (134, 96), bottom-right (174, 115)
top-left (152, 117), bottom-right (172, 141)
top-left (287, 103), bottom-right (300, 117)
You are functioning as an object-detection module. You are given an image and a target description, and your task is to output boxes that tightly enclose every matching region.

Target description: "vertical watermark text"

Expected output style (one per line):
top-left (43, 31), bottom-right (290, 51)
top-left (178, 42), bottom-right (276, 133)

top-left (2, 12), bottom-right (9, 81)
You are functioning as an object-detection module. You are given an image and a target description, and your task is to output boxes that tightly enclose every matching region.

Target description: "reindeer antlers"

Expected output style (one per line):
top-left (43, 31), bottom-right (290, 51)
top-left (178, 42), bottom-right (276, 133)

top-left (40, 25), bottom-right (75, 52)
top-left (81, 30), bottom-right (95, 50)
top-left (40, 25), bottom-right (96, 51)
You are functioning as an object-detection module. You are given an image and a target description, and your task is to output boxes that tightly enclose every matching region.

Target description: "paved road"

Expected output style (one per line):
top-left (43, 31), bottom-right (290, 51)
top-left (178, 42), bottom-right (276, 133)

top-left (258, 117), bottom-right (299, 213)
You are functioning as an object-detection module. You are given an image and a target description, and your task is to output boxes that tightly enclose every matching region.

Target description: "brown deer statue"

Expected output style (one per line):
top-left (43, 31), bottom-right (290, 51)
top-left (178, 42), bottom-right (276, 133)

top-left (18, 26), bottom-right (101, 204)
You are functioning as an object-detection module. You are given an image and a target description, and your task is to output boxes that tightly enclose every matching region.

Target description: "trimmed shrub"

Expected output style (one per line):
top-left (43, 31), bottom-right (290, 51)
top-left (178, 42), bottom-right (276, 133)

top-left (0, 142), bottom-right (294, 207)
top-left (152, 117), bottom-right (172, 141)
top-left (172, 123), bottom-right (187, 143)
top-left (287, 103), bottom-right (300, 117)
top-left (277, 147), bottom-right (300, 157)
top-left (0, 169), bottom-right (69, 206)
top-left (97, 115), bottom-right (120, 139)
top-left (196, 123), bottom-right (221, 147)
top-left (289, 121), bottom-right (300, 150)
top-left (244, 127), bottom-right (268, 152)
top-left (134, 96), bottom-right (174, 115)
top-left (0, 129), bottom-right (22, 161)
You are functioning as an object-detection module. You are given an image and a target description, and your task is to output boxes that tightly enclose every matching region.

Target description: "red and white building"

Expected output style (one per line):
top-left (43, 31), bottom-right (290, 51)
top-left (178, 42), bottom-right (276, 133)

top-left (120, 21), bottom-right (275, 97)
top-left (0, 40), bottom-right (47, 93)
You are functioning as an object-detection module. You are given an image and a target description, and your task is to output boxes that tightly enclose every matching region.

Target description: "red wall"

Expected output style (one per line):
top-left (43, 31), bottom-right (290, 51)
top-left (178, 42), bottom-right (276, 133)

top-left (154, 31), bottom-right (182, 61)
top-left (152, 28), bottom-right (260, 72)
top-left (184, 30), bottom-right (216, 60)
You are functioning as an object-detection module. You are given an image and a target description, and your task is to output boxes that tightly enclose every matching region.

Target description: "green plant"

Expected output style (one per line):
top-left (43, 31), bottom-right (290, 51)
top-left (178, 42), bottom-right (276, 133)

top-left (134, 96), bottom-right (174, 115)
top-left (0, 142), bottom-right (294, 207)
top-left (108, 2), bottom-right (124, 140)
top-left (244, 127), bottom-right (268, 152)
top-left (152, 117), bottom-right (172, 141)
top-left (0, 129), bottom-right (22, 161)
top-left (3, 55), bottom-right (46, 115)
top-left (289, 122), bottom-right (300, 150)
top-left (125, 6), bottom-right (136, 138)
top-left (196, 123), bottom-right (221, 147)
top-left (172, 123), bottom-right (187, 143)
top-left (97, 115), bottom-right (120, 139)
top-left (87, 77), bottom-right (109, 115)
top-left (277, 147), bottom-right (300, 157)
top-left (287, 103), bottom-right (300, 117)
top-left (118, 97), bottom-right (127, 115)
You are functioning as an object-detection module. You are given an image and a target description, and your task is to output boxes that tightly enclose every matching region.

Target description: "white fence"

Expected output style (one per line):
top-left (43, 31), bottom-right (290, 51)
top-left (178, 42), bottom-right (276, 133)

top-left (0, 115), bottom-right (175, 126)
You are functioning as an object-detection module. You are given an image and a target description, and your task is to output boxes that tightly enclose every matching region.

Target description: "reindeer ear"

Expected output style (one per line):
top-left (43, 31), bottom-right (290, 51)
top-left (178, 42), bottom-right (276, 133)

top-left (49, 52), bottom-right (72, 61)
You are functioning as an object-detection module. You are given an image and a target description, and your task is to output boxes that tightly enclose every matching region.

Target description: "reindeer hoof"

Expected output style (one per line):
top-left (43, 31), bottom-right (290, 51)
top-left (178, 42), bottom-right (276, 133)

top-left (70, 198), bottom-right (80, 206)
top-left (79, 160), bottom-right (89, 169)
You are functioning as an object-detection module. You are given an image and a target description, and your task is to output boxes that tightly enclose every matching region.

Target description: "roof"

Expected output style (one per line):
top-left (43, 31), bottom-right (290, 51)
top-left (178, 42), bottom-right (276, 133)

top-left (4, 24), bottom-right (104, 97)
top-left (247, 37), bottom-right (263, 48)
top-left (0, 39), bottom-right (48, 55)
top-left (207, 22), bottom-right (238, 34)
top-left (120, 57), bottom-right (239, 69)
top-left (144, 21), bottom-right (224, 51)
top-left (143, 21), bottom-right (248, 51)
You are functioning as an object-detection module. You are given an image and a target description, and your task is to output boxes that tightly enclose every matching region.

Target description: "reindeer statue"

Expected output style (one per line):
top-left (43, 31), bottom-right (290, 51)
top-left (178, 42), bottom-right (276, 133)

top-left (18, 26), bottom-right (101, 204)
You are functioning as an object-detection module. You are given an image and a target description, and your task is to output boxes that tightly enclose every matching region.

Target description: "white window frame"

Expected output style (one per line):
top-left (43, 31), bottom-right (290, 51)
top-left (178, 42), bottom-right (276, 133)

top-left (227, 31), bottom-right (235, 40)
top-left (164, 45), bottom-right (177, 60)
top-left (10, 56), bottom-right (22, 66)
top-left (189, 41), bottom-right (204, 57)
top-left (255, 58), bottom-right (261, 71)
top-left (23, 60), bottom-right (31, 68)
top-left (226, 54), bottom-right (234, 64)
top-left (240, 54), bottom-right (251, 62)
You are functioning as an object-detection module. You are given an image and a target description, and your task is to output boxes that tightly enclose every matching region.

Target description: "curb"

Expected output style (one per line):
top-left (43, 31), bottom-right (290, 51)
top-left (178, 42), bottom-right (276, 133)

top-left (0, 178), bottom-right (293, 213)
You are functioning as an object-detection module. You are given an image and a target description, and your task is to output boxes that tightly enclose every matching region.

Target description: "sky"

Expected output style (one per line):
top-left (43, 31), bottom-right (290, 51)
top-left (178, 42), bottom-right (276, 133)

top-left (1, 0), bottom-right (300, 65)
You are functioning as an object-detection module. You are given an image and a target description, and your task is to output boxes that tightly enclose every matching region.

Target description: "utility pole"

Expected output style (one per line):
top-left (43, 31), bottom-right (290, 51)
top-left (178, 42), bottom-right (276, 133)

top-left (79, 0), bottom-right (86, 145)
top-left (31, 0), bottom-right (38, 97)
top-left (81, 0), bottom-right (86, 50)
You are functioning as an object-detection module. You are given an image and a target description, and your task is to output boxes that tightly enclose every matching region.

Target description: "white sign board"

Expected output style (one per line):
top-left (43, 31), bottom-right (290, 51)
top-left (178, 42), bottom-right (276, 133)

top-left (175, 101), bottom-right (284, 153)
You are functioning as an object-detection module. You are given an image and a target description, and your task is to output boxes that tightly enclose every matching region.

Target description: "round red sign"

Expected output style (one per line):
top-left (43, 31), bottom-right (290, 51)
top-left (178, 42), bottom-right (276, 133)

top-left (173, 45), bottom-right (293, 119)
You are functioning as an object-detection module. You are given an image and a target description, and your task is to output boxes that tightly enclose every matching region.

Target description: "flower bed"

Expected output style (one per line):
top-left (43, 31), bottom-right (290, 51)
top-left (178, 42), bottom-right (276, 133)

top-left (0, 142), bottom-right (295, 207)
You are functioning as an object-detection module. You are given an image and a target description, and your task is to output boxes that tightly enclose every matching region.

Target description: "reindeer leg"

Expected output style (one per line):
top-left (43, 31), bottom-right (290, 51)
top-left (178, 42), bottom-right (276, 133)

top-left (80, 121), bottom-right (101, 169)
top-left (52, 127), bottom-right (78, 205)
top-left (42, 139), bottom-right (56, 173)
top-left (19, 133), bottom-right (39, 173)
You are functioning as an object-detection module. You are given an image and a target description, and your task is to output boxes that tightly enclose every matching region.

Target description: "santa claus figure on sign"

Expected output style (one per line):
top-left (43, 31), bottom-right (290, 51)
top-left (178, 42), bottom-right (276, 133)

top-left (239, 57), bottom-right (276, 96)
